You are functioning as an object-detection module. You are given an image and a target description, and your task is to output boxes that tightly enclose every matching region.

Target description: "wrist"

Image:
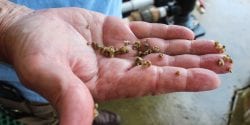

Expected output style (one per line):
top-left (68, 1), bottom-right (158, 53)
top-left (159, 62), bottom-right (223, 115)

top-left (0, 0), bottom-right (32, 62)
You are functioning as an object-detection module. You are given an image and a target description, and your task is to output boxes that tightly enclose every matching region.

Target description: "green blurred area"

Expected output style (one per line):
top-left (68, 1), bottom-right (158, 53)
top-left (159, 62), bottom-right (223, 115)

top-left (0, 106), bottom-right (25, 125)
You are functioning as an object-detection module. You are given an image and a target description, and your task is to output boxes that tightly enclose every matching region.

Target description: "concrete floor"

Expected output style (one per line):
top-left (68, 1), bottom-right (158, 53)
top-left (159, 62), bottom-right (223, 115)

top-left (99, 0), bottom-right (250, 125)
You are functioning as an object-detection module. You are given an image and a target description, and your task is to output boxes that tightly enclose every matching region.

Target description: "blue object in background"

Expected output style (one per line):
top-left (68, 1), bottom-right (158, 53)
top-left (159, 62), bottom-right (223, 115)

top-left (10, 0), bottom-right (122, 17)
top-left (0, 63), bottom-right (48, 103)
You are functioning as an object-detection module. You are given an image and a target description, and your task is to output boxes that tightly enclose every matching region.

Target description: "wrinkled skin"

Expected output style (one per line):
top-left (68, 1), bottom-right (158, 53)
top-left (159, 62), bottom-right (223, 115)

top-left (1, 8), bottom-right (232, 125)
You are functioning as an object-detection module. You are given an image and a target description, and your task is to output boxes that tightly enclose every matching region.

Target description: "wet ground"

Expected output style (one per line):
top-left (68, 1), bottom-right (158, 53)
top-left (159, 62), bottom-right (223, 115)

top-left (99, 0), bottom-right (250, 125)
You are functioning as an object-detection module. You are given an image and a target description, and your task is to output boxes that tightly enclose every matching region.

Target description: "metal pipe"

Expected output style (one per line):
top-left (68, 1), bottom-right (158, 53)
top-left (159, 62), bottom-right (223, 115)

top-left (124, 6), bottom-right (168, 23)
top-left (122, 0), bottom-right (154, 13)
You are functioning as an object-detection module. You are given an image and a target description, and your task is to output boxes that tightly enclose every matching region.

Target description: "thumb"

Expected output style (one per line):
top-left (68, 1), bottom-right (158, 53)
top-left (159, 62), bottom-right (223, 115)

top-left (16, 59), bottom-right (94, 125)
top-left (55, 74), bottom-right (94, 125)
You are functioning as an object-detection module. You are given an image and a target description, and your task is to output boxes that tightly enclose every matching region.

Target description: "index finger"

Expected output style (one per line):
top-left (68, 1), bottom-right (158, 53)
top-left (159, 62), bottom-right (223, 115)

top-left (129, 22), bottom-right (195, 40)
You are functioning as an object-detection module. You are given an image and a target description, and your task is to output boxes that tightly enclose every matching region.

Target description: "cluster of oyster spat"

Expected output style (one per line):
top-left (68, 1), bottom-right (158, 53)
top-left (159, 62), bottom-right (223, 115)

top-left (88, 40), bottom-right (233, 72)
top-left (214, 41), bottom-right (233, 72)
top-left (132, 40), bottom-right (161, 57)
top-left (214, 41), bottom-right (226, 53)
top-left (91, 42), bottom-right (129, 58)
top-left (93, 103), bottom-right (99, 118)
top-left (89, 40), bottom-right (164, 68)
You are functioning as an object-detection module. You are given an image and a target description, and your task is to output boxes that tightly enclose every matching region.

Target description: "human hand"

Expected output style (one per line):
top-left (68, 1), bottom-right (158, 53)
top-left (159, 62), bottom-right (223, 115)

top-left (1, 7), bottom-right (232, 125)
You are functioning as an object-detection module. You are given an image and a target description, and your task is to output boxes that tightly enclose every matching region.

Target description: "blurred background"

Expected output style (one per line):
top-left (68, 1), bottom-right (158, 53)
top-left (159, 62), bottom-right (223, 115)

top-left (99, 0), bottom-right (250, 125)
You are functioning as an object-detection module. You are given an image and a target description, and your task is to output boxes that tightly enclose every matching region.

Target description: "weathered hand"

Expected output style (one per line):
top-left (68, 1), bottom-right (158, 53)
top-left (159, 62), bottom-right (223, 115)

top-left (1, 7), bottom-right (232, 125)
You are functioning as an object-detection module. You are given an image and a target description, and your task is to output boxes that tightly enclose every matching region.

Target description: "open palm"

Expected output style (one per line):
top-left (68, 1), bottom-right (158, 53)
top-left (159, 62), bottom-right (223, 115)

top-left (2, 8), bottom-right (232, 125)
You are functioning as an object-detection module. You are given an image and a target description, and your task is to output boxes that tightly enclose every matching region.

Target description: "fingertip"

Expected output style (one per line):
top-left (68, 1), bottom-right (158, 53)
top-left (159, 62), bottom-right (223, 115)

top-left (57, 84), bottom-right (94, 125)
top-left (187, 68), bottom-right (220, 91)
top-left (200, 54), bottom-right (233, 74)
top-left (177, 25), bottom-right (195, 40)
top-left (187, 28), bottom-right (195, 40)
top-left (162, 25), bottom-right (195, 40)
